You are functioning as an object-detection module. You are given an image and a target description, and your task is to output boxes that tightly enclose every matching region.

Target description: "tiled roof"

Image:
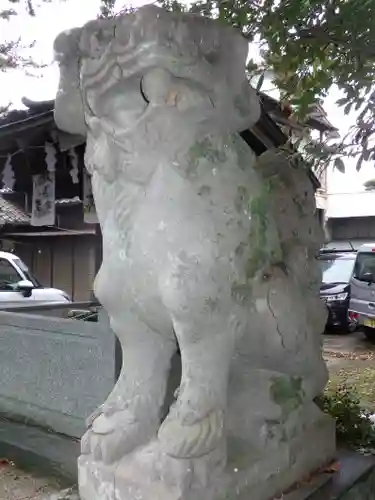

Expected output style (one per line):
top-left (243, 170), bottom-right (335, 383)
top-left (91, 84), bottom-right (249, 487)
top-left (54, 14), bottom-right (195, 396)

top-left (0, 98), bottom-right (53, 128)
top-left (0, 94), bottom-right (338, 136)
top-left (0, 196), bottom-right (30, 226)
top-left (55, 196), bottom-right (82, 206)
top-left (0, 190), bottom-right (82, 207)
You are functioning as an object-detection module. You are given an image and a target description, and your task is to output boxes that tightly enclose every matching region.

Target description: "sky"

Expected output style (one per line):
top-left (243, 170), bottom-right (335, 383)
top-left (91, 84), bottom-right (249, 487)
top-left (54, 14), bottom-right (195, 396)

top-left (1, 0), bottom-right (374, 199)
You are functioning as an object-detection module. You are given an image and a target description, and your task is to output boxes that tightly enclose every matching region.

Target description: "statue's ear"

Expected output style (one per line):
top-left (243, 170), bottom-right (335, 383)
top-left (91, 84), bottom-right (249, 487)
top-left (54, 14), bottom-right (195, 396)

top-left (54, 28), bottom-right (87, 137)
top-left (141, 68), bottom-right (174, 105)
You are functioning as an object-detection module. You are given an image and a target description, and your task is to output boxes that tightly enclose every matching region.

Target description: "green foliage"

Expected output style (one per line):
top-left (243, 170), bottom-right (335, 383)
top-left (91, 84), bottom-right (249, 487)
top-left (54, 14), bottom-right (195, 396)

top-left (334, 157), bottom-right (345, 174)
top-left (323, 385), bottom-right (375, 450)
top-left (270, 375), bottom-right (304, 419)
top-left (364, 179), bottom-right (375, 192)
top-left (2, 0), bottom-right (375, 169)
top-left (0, 0), bottom-right (56, 70)
top-left (156, 0), bottom-right (375, 169)
top-left (100, 0), bottom-right (116, 18)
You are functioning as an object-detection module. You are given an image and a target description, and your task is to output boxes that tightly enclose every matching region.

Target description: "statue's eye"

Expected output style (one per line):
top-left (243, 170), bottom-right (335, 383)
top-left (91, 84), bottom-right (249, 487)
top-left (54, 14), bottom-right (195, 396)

top-left (140, 77), bottom-right (150, 104)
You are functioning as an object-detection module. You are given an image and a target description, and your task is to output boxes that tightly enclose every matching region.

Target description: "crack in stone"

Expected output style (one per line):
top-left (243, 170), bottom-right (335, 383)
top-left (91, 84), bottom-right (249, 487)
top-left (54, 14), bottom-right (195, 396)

top-left (266, 287), bottom-right (285, 349)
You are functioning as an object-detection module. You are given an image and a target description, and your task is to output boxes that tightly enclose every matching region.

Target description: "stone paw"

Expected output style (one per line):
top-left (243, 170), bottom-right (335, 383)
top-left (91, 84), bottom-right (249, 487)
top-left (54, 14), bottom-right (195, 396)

top-left (85, 401), bottom-right (119, 428)
top-left (81, 409), bottom-right (157, 464)
top-left (85, 405), bottom-right (104, 428)
top-left (158, 409), bottom-right (224, 459)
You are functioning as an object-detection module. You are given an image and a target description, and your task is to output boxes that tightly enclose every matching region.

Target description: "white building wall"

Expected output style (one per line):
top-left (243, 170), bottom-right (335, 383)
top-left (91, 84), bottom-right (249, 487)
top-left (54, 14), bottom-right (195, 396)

top-left (326, 191), bottom-right (375, 218)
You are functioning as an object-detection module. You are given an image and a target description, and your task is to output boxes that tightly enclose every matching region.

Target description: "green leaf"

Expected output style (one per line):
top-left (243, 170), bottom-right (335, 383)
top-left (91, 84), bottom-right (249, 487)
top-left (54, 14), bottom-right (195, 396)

top-left (356, 155), bottom-right (364, 171)
top-left (256, 73), bottom-right (265, 91)
top-left (336, 97), bottom-right (350, 107)
top-left (364, 179), bottom-right (375, 191)
top-left (344, 102), bottom-right (353, 115)
top-left (355, 98), bottom-right (364, 111)
top-left (334, 158), bottom-right (346, 173)
top-left (246, 60), bottom-right (258, 73)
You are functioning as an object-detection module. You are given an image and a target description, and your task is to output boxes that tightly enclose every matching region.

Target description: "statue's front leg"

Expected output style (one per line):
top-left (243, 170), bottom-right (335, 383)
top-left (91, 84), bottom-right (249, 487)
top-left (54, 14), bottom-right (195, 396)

top-left (158, 266), bottom-right (238, 459)
top-left (82, 311), bottom-right (176, 464)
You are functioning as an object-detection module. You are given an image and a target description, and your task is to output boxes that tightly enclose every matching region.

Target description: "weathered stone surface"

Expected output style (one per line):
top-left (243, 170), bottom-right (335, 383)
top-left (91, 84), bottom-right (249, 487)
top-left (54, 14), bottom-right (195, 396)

top-left (54, 5), bottom-right (335, 500)
top-left (47, 488), bottom-right (80, 500)
top-left (0, 310), bottom-right (114, 438)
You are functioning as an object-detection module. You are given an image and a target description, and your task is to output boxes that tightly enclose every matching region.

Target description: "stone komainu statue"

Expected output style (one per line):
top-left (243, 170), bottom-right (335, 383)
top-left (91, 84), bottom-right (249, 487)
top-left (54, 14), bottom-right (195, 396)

top-left (54, 6), bottom-right (335, 500)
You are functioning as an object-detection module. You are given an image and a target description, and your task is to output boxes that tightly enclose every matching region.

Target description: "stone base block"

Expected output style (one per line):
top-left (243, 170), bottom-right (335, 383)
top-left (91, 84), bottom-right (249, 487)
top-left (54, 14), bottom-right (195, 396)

top-left (78, 412), bottom-right (335, 500)
top-left (51, 449), bottom-right (375, 500)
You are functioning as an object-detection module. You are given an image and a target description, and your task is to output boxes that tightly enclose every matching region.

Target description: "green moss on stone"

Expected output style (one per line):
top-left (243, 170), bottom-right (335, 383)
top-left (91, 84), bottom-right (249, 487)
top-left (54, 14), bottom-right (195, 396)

top-left (245, 176), bottom-right (285, 279)
top-left (231, 283), bottom-right (253, 304)
top-left (234, 185), bottom-right (248, 213)
top-left (187, 137), bottom-right (228, 177)
top-left (246, 189), bottom-right (270, 278)
top-left (227, 436), bottom-right (253, 470)
top-left (270, 375), bottom-right (305, 420)
top-left (197, 184), bottom-right (211, 196)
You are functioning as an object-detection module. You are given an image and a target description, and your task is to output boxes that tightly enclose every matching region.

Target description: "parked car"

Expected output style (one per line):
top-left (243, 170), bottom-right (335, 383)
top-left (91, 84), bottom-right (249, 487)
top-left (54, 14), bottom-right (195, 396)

top-left (349, 243), bottom-right (375, 342)
top-left (0, 250), bottom-right (70, 305)
top-left (318, 249), bottom-right (357, 333)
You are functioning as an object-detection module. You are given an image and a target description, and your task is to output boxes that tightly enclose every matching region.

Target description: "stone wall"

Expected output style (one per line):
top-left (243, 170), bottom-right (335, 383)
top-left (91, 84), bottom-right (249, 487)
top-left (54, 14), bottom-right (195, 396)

top-left (0, 310), bottom-right (115, 438)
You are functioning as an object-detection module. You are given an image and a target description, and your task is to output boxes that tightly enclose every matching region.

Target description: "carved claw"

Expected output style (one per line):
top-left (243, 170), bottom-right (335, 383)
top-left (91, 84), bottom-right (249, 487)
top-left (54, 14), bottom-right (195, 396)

top-left (85, 401), bottom-right (125, 429)
top-left (158, 410), bottom-right (224, 459)
top-left (81, 409), bottom-right (158, 465)
top-left (80, 428), bottom-right (92, 455)
top-left (85, 405), bottom-right (104, 428)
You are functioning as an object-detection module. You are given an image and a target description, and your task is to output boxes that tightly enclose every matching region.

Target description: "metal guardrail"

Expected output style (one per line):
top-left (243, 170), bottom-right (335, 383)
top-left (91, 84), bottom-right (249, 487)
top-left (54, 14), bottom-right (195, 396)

top-left (0, 300), bottom-right (100, 313)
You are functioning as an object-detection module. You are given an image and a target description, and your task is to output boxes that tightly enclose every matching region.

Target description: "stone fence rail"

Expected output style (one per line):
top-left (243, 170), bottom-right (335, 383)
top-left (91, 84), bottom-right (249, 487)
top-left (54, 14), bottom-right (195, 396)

top-left (0, 306), bottom-right (115, 438)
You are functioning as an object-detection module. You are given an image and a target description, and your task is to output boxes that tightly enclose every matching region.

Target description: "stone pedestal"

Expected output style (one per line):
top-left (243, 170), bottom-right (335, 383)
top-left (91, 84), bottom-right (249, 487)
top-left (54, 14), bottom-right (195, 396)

top-left (54, 5), bottom-right (336, 500)
top-left (47, 450), bottom-right (375, 499)
top-left (78, 410), bottom-right (334, 500)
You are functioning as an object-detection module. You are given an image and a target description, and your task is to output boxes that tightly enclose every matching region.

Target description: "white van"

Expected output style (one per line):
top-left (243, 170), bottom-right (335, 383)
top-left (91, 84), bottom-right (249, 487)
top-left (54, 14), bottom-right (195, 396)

top-left (0, 251), bottom-right (70, 306)
top-left (349, 243), bottom-right (375, 341)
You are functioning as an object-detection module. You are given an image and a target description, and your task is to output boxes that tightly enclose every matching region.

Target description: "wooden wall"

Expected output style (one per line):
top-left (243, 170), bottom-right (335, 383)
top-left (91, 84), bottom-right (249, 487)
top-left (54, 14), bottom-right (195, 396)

top-left (12, 235), bottom-right (97, 301)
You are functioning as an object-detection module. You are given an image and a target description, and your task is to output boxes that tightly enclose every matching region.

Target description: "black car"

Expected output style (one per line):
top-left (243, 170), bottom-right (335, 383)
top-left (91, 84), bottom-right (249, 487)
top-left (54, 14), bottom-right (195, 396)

top-left (318, 250), bottom-right (357, 333)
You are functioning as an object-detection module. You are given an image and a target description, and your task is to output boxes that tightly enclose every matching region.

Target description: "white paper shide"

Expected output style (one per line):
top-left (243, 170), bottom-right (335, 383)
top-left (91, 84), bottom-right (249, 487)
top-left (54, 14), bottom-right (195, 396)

top-left (31, 172), bottom-right (56, 226)
top-left (83, 168), bottom-right (98, 223)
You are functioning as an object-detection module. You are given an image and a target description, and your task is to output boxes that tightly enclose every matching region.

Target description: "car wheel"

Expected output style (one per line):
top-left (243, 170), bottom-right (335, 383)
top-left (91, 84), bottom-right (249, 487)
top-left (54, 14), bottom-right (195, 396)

top-left (364, 326), bottom-right (375, 343)
top-left (347, 321), bottom-right (357, 334)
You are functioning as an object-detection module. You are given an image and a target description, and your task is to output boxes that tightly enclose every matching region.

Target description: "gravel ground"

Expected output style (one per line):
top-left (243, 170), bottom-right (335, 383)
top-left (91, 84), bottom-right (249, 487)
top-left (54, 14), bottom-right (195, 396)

top-left (0, 460), bottom-right (61, 500)
top-left (324, 330), bottom-right (375, 410)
